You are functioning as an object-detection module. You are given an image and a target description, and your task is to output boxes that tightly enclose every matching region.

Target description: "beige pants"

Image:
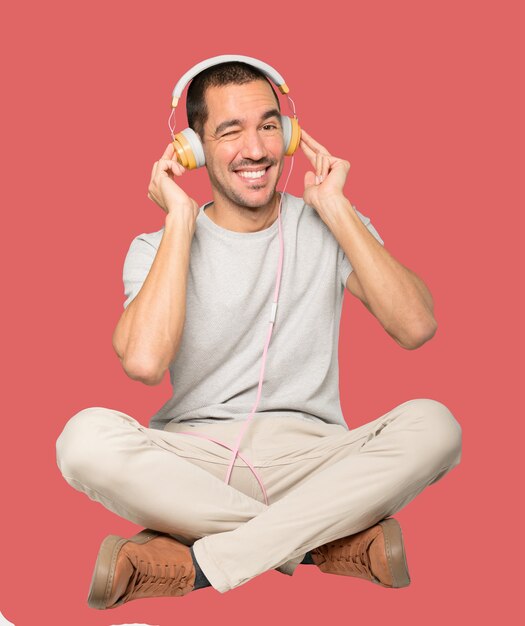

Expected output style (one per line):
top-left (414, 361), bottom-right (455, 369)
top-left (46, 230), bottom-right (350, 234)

top-left (55, 398), bottom-right (462, 593)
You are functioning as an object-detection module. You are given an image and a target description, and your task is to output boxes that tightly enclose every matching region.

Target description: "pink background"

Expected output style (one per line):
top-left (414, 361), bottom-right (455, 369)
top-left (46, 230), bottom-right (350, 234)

top-left (2, 0), bottom-right (522, 624)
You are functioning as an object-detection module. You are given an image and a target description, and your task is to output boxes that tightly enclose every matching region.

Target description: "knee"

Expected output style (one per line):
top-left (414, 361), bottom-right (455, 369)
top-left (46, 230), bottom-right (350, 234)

top-left (56, 407), bottom-right (123, 484)
top-left (402, 398), bottom-right (462, 471)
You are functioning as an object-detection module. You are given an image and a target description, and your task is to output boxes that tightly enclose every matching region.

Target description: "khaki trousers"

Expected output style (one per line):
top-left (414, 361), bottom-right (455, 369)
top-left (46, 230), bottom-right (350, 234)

top-left (56, 398), bottom-right (462, 593)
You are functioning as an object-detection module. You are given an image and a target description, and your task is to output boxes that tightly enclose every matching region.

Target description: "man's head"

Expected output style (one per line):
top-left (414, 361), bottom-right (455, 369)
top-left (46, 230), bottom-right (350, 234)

top-left (186, 61), bottom-right (286, 211)
top-left (186, 61), bottom-right (281, 141)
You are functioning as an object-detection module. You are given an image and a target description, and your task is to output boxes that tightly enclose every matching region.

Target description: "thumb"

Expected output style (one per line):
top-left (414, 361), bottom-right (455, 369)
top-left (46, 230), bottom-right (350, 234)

top-left (304, 171), bottom-right (316, 188)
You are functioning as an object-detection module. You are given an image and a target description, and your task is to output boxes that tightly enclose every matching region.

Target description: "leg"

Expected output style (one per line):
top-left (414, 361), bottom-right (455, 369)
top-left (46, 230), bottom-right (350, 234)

top-left (55, 407), bottom-right (299, 576)
top-left (192, 399), bottom-right (462, 592)
top-left (55, 407), bottom-right (271, 543)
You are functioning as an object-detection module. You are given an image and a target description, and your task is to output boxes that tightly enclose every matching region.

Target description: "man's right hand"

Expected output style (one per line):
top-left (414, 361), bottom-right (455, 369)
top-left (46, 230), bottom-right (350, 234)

top-left (147, 143), bottom-right (199, 220)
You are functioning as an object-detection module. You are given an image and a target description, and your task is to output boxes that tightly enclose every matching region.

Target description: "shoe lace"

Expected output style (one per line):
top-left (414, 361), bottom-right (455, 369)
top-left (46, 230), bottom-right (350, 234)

top-left (316, 535), bottom-right (375, 579)
top-left (121, 556), bottom-right (192, 602)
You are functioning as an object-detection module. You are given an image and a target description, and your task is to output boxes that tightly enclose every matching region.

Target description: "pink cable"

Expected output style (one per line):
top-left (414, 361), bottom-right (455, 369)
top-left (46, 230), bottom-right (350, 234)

top-left (175, 159), bottom-right (294, 506)
top-left (177, 96), bottom-right (298, 506)
top-left (174, 430), bottom-right (270, 496)
top-left (222, 159), bottom-right (294, 503)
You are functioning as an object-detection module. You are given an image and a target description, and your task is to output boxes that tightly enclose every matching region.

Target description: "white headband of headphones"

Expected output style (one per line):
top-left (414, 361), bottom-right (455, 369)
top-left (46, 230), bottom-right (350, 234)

top-left (171, 54), bottom-right (289, 108)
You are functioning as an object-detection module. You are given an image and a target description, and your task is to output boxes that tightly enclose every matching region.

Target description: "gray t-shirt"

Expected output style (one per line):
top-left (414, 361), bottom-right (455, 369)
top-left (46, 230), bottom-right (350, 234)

top-left (122, 192), bottom-right (384, 430)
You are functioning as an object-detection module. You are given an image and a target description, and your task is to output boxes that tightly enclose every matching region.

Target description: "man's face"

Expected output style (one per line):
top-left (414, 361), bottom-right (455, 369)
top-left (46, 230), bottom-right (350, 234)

top-left (201, 80), bottom-right (286, 210)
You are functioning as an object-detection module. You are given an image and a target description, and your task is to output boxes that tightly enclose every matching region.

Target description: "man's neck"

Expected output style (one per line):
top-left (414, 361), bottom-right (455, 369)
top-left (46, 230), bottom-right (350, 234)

top-left (204, 192), bottom-right (282, 233)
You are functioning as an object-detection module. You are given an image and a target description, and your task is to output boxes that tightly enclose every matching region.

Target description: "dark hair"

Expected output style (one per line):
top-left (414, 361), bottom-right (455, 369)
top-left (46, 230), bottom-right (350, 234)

top-left (186, 61), bottom-right (281, 141)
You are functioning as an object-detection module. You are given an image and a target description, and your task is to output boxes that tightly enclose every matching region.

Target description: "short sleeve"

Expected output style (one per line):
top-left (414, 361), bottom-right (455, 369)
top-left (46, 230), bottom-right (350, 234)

top-left (338, 206), bottom-right (385, 288)
top-left (122, 233), bottom-right (159, 309)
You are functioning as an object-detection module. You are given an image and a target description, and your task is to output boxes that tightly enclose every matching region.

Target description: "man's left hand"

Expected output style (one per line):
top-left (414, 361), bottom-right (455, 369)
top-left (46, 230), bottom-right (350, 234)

top-left (299, 129), bottom-right (351, 222)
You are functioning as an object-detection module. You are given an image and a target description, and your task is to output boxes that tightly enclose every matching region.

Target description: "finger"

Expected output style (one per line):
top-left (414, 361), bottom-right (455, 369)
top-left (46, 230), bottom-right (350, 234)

top-left (300, 139), bottom-right (317, 167)
top-left (322, 154), bottom-right (330, 182)
top-left (316, 153), bottom-right (328, 183)
top-left (161, 142), bottom-right (176, 160)
top-left (304, 171), bottom-right (317, 189)
top-left (151, 160), bottom-right (159, 180)
top-left (300, 129), bottom-right (330, 155)
top-left (173, 154), bottom-right (184, 169)
top-left (170, 160), bottom-right (186, 176)
top-left (316, 151), bottom-right (323, 181)
top-left (157, 157), bottom-right (182, 174)
top-left (151, 151), bottom-right (176, 180)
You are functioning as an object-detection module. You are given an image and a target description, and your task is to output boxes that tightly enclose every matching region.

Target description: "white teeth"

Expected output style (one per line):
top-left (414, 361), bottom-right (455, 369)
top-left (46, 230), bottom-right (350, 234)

top-left (237, 169), bottom-right (267, 179)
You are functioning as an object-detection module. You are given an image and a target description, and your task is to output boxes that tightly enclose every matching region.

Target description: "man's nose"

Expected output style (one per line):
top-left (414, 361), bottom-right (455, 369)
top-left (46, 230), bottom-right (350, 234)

top-left (241, 129), bottom-right (267, 161)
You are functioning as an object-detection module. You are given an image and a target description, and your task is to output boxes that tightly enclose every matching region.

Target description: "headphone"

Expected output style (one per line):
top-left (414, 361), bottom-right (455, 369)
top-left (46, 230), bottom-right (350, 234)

top-left (169, 54), bottom-right (302, 169)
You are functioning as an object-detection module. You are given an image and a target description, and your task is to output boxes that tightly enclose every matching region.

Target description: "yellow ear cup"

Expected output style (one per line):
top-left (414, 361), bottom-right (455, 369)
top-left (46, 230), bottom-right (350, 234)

top-left (172, 132), bottom-right (198, 170)
top-left (285, 116), bottom-right (301, 156)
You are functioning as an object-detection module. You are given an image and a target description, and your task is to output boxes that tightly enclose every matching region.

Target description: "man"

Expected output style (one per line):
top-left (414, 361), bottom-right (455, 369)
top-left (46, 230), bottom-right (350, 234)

top-left (56, 61), bottom-right (462, 610)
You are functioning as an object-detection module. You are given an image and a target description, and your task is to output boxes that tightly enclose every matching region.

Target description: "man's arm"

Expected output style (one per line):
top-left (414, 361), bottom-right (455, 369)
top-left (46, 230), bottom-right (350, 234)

top-left (113, 143), bottom-right (199, 385)
top-left (329, 196), bottom-right (437, 350)
top-left (345, 256), bottom-right (437, 350)
top-left (113, 213), bottom-right (196, 385)
top-left (299, 129), bottom-right (437, 350)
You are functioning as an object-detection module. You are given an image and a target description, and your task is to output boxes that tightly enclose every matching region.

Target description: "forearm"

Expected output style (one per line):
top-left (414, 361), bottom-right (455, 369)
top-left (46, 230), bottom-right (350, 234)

top-left (324, 195), bottom-right (437, 347)
top-left (113, 212), bottom-right (195, 384)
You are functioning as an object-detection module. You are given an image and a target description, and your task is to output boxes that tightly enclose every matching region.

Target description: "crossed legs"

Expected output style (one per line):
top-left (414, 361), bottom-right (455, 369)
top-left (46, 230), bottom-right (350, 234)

top-left (56, 398), bottom-right (462, 592)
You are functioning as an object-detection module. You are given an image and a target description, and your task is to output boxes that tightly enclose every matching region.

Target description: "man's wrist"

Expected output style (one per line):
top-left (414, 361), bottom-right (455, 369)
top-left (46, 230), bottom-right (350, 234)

top-left (165, 208), bottom-right (197, 237)
top-left (316, 193), bottom-right (354, 231)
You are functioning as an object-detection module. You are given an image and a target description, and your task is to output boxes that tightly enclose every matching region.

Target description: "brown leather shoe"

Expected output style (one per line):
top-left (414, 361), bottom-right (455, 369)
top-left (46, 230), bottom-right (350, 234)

top-left (310, 517), bottom-right (411, 588)
top-left (87, 529), bottom-right (196, 609)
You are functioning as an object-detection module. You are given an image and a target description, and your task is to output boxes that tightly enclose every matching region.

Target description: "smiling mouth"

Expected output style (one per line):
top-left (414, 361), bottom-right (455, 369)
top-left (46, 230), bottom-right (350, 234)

top-left (234, 166), bottom-right (271, 183)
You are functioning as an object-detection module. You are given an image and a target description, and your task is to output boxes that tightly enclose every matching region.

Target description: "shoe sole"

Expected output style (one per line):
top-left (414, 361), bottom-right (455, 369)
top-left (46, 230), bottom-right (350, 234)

top-left (372, 518), bottom-right (411, 588)
top-left (87, 529), bottom-right (162, 610)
